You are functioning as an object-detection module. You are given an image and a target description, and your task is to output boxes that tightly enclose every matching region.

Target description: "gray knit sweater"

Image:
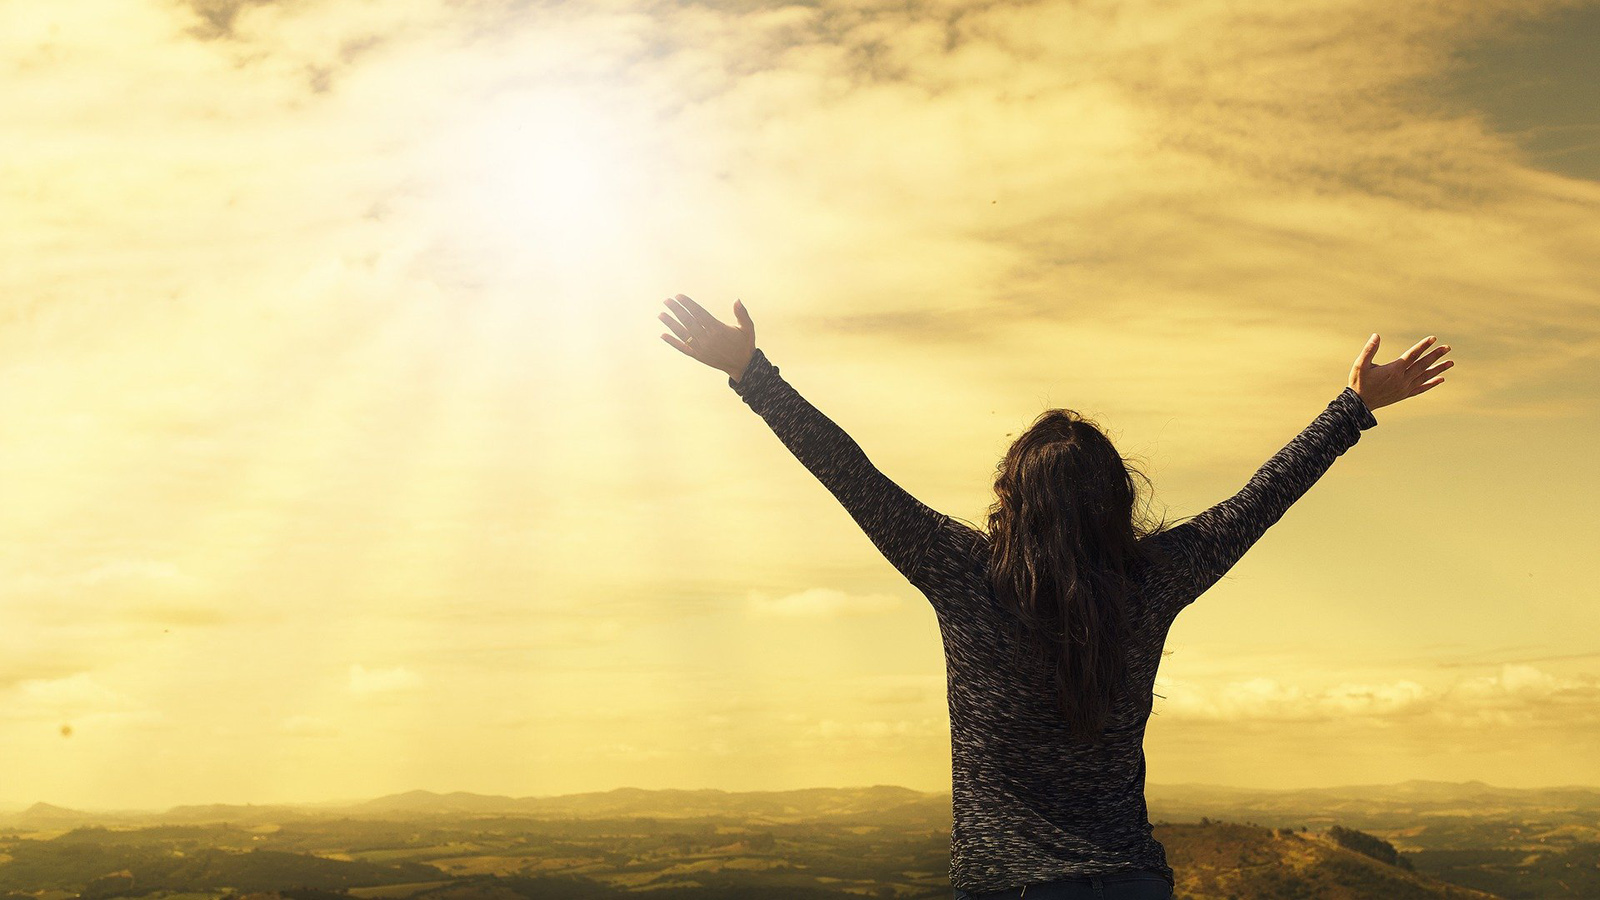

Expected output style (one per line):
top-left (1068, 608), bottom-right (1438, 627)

top-left (728, 347), bottom-right (1378, 893)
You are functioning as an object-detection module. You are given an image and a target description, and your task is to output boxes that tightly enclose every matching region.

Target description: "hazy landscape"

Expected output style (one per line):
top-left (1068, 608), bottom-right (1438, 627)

top-left (2, 781), bottom-right (1595, 900)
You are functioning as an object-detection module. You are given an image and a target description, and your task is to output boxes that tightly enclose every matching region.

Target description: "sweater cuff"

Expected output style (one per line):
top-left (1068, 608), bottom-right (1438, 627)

top-left (1336, 386), bottom-right (1379, 430)
top-left (728, 348), bottom-right (776, 400)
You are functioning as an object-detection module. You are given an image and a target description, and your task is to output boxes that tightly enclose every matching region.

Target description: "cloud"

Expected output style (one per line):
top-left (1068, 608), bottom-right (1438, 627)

top-left (12, 672), bottom-right (127, 710)
top-left (1160, 676), bottom-right (1429, 722)
top-left (744, 587), bottom-right (905, 617)
top-left (347, 663), bottom-right (423, 695)
top-left (392, 604), bottom-right (630, 648)
top-left (10, 558), bottom-right (199, 592)
top-left (796, 716), bottom-right (949, 752)
top-left (4, 0), bottom-right (1593, 374)
top-left (0, 659), bottom-right (92, 693)
top-left (1432, 663), bottom-right (1600, 727)
top-left (1158, 663), bottom-right (1600, 727)
top-left (184, 0), bottom-right (281, 40)
top-left (280, 714), bottom-right (340, 737)
top-left (859, 681), bottom-right (940, 705)
top-left (598, 741), bottom-right (672, 760)
top-left (0, 672), bottom-right (163, 730)
top-left (4, 558), bottom-right (223, 628)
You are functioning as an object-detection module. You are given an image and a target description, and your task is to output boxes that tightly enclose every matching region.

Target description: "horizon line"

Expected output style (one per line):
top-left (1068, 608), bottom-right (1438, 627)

top-left (9, 777), bottom-right (1600, 814)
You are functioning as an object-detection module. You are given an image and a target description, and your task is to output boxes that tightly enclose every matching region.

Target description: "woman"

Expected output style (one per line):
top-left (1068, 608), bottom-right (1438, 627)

top-left (658, 294), bottom-right (1452, 900)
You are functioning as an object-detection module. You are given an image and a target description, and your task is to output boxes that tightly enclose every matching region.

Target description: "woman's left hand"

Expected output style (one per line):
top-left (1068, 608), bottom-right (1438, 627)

top-left (659, 294), bottom-right (756, 382)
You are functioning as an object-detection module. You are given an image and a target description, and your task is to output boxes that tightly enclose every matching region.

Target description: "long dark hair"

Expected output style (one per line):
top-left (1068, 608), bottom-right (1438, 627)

top-left (984, 407), bottom-right (1173, 745)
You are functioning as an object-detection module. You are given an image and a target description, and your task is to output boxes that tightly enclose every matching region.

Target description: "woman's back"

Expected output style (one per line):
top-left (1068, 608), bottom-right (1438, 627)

top-left (921, 521), bottom-right (1186, 893)
top-left (919, 377), bottom-right (1378, 893)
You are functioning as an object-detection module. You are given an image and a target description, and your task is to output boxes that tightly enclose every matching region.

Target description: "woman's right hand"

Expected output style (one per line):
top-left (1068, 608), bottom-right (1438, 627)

top-left (659, 294), bottom-right (757, 382)
top-left (1349, 333), bottom-right (1453, 411)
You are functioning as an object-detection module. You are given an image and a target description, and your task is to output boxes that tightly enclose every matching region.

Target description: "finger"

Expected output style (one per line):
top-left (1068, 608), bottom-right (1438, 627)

top-left (661, 331), bottom-right (702, 360)
top-left (1413, 375), bottom-right (1446, 395)
top-left (665, 298), bottom-right (708, 337)
top-left (1357, 333), bottom-right (1380, 368)
top-left (1417, 342), bottom-right (1451, 368)
top-left (662, 297), bottom-right (689, 324)
top-left (1400, 335), bottom-right (1437, 366)
top-left (675, 294), bottom-right (724, 329)
top-left (733, 298), bottom-right (753, 332)
top-left (1417, 358), bottom-right (1454, 381)
top-left (661, 302), bottom-right (700, 340)
top-left (659, 310), bottom-right (691, 341)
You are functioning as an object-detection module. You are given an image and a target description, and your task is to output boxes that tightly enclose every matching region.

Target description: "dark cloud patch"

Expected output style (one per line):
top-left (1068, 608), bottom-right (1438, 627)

top-left (306, 34), bottom-right (386, 93)
top-left (799, 307), bottom-right (1002, 345)
top-left (180, 0), bottom-right (388, 94)
top-left (307, 63), bottom-right (332, 93)
top-left (1425, 3), bottom-right (1600, 181)
top-left (339, 34), bottom-right (384, 64)
top-left (0, 661), bottom-right (89, 693)
top-left (185, 0), bottom-right (281, 41)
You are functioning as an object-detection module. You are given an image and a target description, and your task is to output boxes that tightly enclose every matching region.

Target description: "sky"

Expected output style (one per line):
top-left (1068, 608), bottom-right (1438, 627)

top-left (1, 0), bottom-right (1598, 811)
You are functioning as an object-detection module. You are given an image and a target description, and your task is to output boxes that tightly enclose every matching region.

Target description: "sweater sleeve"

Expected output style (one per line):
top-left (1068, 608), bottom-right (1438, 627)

top-left (1157, 386), bottom-right (1378, 618)
top-left (728, 348), bottom-right (949, 589)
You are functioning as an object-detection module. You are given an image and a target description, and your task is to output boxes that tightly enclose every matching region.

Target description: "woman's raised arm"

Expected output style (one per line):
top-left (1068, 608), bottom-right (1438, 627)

top-left (659, 294), bottom-right (948, 588)
top-left (1155, 333), bottom-right (1453, 621)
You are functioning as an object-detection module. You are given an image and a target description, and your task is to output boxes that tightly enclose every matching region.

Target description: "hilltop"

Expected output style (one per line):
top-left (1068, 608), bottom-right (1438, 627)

top-left (1158, 821), bottom-right (1500, 899)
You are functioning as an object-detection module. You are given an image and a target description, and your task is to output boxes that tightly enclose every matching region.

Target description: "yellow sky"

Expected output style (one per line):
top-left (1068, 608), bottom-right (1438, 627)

top-left (2, 0), bottom-right (1598, 810)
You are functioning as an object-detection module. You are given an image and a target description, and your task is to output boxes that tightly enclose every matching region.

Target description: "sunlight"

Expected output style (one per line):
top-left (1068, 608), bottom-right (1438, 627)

top-left (450, 90), bottom-right (636, 276)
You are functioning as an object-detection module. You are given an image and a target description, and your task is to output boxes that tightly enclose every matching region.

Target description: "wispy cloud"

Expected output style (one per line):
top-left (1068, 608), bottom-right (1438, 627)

top-left (184, 0), bottom-right (281, 40)
top-left (5, 558), bottom-right (223, 627)
top-left (1159, 663), bottom-right (1600, 727)
top-left (745, 587), bottom-right (905, 617)
top-left (347, 663), bottom-right (422, 696)
top-left (280, 714), bottom-right (340, 737)
top-left (0, 671), bottom-right (163, 731)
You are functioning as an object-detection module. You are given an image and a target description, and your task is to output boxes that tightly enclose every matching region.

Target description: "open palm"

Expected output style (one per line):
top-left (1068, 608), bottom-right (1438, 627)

top-left (658, 293), bottom-right (756, 382)
top-left (1350, 333), bottom-right (1454, 411)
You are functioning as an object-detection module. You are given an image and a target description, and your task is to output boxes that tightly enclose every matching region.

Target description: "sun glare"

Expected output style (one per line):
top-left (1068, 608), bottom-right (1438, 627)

top-left (450, 91), bottom-right (636, 272)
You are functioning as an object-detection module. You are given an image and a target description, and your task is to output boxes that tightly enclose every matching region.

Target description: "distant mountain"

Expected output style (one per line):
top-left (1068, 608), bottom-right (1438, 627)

top-left (4, 780), bottom-right (1597, 836)
top-left (159, 803), bottom-right (319, 825)
top-left (15, 802), bottom-right (90, 824)
top-left (354, 784), bottom-right (941, 823)
top-left (1157, 820), bottom-right (1500, 899)
top-left (0, 801), bottom-right (319, 830)
top-left (356, 789), bottom-right (526, 814)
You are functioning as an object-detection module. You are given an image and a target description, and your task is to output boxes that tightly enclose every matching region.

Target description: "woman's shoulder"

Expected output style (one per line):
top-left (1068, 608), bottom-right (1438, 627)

top-left (917, 516), bottom-right (993, 587)
top-left (1135, 528), bottom-right (1181, 567)
top-left (941, 516), bottom-right (992, 556)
